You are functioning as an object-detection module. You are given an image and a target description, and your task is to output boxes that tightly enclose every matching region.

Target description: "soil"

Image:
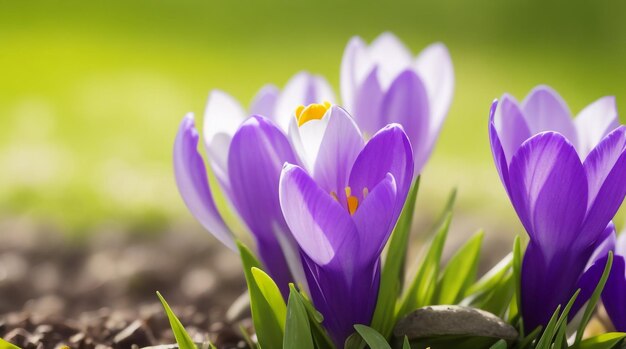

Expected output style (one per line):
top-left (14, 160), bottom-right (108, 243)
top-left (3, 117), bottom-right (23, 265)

top-left (0, 219), bottom-right (250, 349)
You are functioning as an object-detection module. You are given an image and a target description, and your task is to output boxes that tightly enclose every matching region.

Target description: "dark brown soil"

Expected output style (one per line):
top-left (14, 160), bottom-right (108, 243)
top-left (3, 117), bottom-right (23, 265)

top-left (0, 219), bottom-right (250, 349)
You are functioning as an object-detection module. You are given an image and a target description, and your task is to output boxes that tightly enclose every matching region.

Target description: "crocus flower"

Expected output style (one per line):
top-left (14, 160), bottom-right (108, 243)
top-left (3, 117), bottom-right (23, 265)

top-left (603, 229), bottom-right (626, 331)
top-left (279, 103), bottom-right (414, 345)
top-left (488, 85), bottom-right (626, 331)
top-left (340, 32), bottom-right (454, 174)
top-left (174, 71), bottom-right (334, 295)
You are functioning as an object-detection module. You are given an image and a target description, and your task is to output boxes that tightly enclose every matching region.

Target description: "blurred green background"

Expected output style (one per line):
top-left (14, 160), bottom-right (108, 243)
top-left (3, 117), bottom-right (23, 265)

top-left (2, 0), bottom-right (625, 236)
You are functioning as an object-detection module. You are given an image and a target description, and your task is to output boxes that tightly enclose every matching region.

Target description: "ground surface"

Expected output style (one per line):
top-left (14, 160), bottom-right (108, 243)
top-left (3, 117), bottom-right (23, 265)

top-left (0, 221), bottom-right (250, 348)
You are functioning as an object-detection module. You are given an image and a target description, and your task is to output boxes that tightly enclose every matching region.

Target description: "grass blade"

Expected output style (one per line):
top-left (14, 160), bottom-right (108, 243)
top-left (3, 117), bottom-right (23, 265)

top-left (490, 339), bottom-right (507, 349)
top-left (370, 177), bottom-right (420, 338)
top-left (435, 230), bottom-right (484, 304)
top-left (237, 241), bottom-right (285, 349)
top-left (578, 332), bottom-right (626, 349)
top-left (402, 336), bottom-right (410, 349)
top-left (398, 212), bottom-right (452, 317)
top-left (575, 252), bottom-right (614, 344)
top-left (353, 325), bottom-right (391, 349)
top-left (284, 284), bottom-right (314, 349)
top-left (156, 291), bottom-right (198, 349)
top-left (512, 235), bottom-right (523, 335)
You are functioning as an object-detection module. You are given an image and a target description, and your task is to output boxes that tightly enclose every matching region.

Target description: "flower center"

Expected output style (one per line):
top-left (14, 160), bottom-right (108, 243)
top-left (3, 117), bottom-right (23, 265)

top-left (295, 101), bottom-right (331, 126)
top-left (330, 186), bottom-right (368, 215)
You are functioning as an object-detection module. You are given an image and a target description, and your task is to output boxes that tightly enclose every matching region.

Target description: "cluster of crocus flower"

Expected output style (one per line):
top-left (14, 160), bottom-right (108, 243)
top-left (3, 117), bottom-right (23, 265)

top-left (174, 30), bottom-right (626, 347)
top-left (489, 86), bottom-right (626, 331)
top-left (174, 32), bottom-right (454, 344)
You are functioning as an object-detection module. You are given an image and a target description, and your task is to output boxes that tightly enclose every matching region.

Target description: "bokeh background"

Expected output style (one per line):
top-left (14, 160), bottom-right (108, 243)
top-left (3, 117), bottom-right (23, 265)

top-left (2, 1), bottom-right (626, 251)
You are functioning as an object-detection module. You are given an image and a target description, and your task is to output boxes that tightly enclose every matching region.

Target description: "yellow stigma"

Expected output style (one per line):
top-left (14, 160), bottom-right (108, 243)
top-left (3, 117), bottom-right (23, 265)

top-left (295, 101), bottom-right (332, 126)
top-left (345, 187), bottom-right (359, 215)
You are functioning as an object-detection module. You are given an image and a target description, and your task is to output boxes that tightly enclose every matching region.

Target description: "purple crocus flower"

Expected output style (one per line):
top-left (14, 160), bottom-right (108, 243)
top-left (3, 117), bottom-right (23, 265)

top-left (174, 72), bottom-right (334, 295)
top-left (488, 85), bottom-right (626, 331)
top-left (603, 229), bottom-right (626, 331)
top-left (279, 104), bottom-right (414, 345)
top-left (341, 32), bottom-right (454, 175)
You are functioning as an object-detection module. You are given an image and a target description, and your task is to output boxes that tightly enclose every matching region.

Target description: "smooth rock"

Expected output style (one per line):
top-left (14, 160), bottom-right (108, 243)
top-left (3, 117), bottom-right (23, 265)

top-left (394, 305), bottom-right (518, 341)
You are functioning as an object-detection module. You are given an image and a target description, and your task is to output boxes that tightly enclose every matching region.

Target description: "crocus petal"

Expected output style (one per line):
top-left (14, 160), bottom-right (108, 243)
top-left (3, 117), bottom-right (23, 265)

top-left (340, 36), bottom-right (367, 113)
top-left (311, 106), bottom-right (365, 195)
top-left (279, 164), bottom-right (359, 266)
top-left (368, 32), bottom-right (413, 87)
top-left (413, 42), bottom-right (454, 142)
top-left (227, 115), bottom-right (300, 289)
top-left (174, 114), bottom-right (235, 250)
top-left (352, 173), bottom-right (398, 262)
top-left (249, 84), bottom-right (279, 119)
top-left (507, 132), bottom-right (588, 252)
top-left (274, 72), bottom-right (336, 132)
top-left (580, 126), bottom-right (626, 244)
top-left (353, 66), bottom-right (385, 138)
top-left (349, 124), bottom-right (414, 218)
top-left (521, 241), bottom-right (590, 331)
top-left (617, 230), bottom-right (626, 256)
top-left (489, 100), bottom-right (512, 194)
top-left (575, 96), bottom-right (619, 159)
top-left (571, 223), bottom-right (616, 317)
top-left (521, 85), bottom-right (578, 144)
top-left (379, 70), bottom-right (429, 174)
top-left (203, 90), bottom-right (247, 189)
top-left (603, 255), bottom-right (626, 331)
top-left (288, 109), bottom-right (330, 172)
top-left (493, 94), bottom-right (532, 164)
top-left (301, 254), bottom-right (380, 346)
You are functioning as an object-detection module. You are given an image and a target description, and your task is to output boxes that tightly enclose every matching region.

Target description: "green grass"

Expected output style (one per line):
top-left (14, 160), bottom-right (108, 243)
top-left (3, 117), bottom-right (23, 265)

top-left (1, 0), bottom-right (625, 233)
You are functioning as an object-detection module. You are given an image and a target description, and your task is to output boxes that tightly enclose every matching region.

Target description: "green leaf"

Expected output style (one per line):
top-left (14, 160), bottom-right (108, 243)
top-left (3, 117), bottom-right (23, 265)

top-left (237, 241), bottom-right (285, 349)
top-left (251, 267), bottom-right (287, 329)
top-left (578, 332), bottom-right (626, 349)
top-left (489, 339), bottom-right (507, 349)
top-left (296, 288), bottom-right (334, 349)
top-left (535, 288), bottom-right (580, 349)
top-left (464, 253), bottom-right (514, 317)
top-left (435, 230), bottom-right (484, 304)
top-left (398, 212), bottom-right (452, 317)
top-left (156, 291), bottom-right (199, 349)
top-left (511, 235), bottom-right (523, 334)
top-left (517, 326), bottom-right (542, 349)
top-left (576, 252), bottom-right (614, 345)
top-left (553, 320), bottom-right (567, 349)
top-left (284, 284), bottom-right (314, 349)
top-left (353, 325), bottom-right (392, 349)
top-left (402, 336), bottom-right (410, 349)
top-left (370, 177), bottom-right (420, 338)
top-left (0, 338), bottom-right (21, 349)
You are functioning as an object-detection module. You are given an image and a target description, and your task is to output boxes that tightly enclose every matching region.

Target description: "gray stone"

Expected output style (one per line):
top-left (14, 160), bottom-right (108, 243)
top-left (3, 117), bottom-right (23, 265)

top-left (394, 305), bottom-right (518, 341)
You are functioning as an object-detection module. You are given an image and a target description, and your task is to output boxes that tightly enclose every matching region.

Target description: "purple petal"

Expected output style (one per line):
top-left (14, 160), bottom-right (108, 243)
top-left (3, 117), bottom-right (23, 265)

top-left (521, 85), bottom-right (578, 144)
top-left (575, 96), bottom-right (619, 159)
top-left (507, 132), bottom-right (588, 252)
top-left (617, 231), bottom-right (626, 256)
top-left (521, 241), bottom-right (590, 330)
top-left (302, 254), bottom-right (380, 346)
top-left (603, 255), bottom-right (626, 331)
top-left (580, 126), bottom-right (626, 245)
top-left (227, 115), bottom-right (300, 288)
top-left (249, 84), bottom-right (279, 119)
top-left (493, 94), bottom-right (532, 164)
top-left (353, 66), bottom-right (385, 138)
top-left (340, 36), bottom-right (367, 113)
top-left (352, 173), bottom-right (398, 262)
top-left (349, 124), bottom-right (414, 219)
top-left (203, 90), bottom-right (247, 191)
top-left (174, 114), bottom-right (235, 250)
top-left (413, 42), bottom-right (454, 152)
top-left (279, 164), bottom-right (359, 266)
top-left (379, 70), bottom-right (429, 174)
top-left (368, 32), bottom-right (413, 86)
top-left (489, 100), bottom-right (512, 194)
top-left (571, 223), bottom-right (616, 317)
top-left (312, 106), bottom-right (365, 195)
